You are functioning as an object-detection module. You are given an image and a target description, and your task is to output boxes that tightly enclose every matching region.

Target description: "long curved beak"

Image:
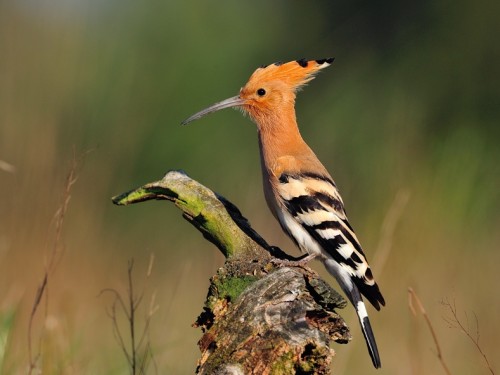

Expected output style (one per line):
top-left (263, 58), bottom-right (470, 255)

top-left (181, 95), bottom-right (245, 126)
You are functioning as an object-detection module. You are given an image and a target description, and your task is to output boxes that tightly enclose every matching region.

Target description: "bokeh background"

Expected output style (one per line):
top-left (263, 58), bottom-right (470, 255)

top-left (1, 0), bottom-right (499, 373)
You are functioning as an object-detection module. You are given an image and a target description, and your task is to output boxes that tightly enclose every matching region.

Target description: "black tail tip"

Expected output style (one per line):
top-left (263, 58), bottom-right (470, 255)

top-left (372, 356), bottom-right (382, 369)
top-left (360, 316), bottom-right (382, 369)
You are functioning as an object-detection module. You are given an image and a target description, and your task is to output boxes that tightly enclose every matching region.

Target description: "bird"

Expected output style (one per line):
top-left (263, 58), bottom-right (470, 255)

top-left (181, 58), bottom-right (385, 368)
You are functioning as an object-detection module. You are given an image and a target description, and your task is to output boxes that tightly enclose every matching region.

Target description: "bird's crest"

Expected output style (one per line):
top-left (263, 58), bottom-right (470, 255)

top-left (180, 58), bottom-right (335, 126)
top-left (247, 58), bottom-right (334, 92)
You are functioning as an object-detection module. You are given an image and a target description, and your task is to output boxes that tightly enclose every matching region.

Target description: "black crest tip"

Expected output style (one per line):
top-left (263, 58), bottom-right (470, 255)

top-left (316, 57), bottom-right (335, 65)
top-left (296, 58), bottom-right (308, 68)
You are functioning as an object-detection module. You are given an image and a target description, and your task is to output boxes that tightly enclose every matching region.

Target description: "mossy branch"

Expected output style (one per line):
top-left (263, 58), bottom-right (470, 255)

top-left (113, 170), bottom-right (350, 374)
top-left (112, 170), bottom-right (278, 261)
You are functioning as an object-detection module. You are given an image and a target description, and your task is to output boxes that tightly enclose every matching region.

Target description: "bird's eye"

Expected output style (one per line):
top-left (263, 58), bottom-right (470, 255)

top-left (257, 88), bottom-right (266, 96)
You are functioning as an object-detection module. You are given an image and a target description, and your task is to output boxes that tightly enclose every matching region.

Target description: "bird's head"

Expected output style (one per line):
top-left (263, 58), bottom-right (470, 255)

top-left (181, 58), bottom-right (334, 126)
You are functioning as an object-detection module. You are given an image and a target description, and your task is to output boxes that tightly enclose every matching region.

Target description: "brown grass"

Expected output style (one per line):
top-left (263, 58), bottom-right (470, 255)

top-left (408, 287), bottom-right (452, 375)
top-left (442, 298), bottom-right (495, 375)
top-left (100, 255), bottom-right (159, 375)
top-left (27, 150), bottom-right (83, 374)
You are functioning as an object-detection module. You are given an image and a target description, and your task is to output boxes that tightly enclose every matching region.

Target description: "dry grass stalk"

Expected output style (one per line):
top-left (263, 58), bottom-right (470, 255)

top-left (27, 150), bottom-right (83, 374)
top-left (100, 255), bottom-right (158, 375)
top-left (442, 298), bottom-right (495, 375)
top-left (408, 287), bottom-right (452, 375)
top-left (0, 160), bottom-right (16, 173)
top-left (373, 189), bottom-right (410, 272)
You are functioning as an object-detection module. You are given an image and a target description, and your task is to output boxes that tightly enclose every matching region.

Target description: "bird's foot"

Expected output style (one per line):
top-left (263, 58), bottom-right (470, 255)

top-left (271, 253), bottom-right (317, 268)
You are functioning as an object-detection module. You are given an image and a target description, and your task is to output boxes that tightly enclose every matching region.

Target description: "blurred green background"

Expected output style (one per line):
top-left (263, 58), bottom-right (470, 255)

top-left (1, 0), bottom-right (499, 373)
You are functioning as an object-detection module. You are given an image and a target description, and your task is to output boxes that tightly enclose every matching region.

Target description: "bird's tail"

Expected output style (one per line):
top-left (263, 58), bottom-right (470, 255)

top-left (354, 299), bottom-right (381, 368)
top-left (323, 259), bottom-right (382, 368)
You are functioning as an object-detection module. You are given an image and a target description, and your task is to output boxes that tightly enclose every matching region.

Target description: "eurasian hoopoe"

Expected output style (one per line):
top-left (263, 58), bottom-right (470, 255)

top-left (182, 58), bottom-right (385, 368)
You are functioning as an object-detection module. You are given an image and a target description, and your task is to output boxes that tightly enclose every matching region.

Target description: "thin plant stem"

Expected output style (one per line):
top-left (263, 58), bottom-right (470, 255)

top-left (408, 287), bottom-right (452, 375)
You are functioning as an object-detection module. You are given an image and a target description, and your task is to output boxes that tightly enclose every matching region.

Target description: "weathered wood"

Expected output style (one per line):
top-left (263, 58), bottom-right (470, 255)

top-left (113, 170), bottom-right (350, 374)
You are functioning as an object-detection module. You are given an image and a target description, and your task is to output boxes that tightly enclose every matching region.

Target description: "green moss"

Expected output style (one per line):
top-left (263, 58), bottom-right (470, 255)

top-left (268, 345), bottom-right (326, 375)
top-left (297, 360), bottom-right (314, 373)
top-left (296, 344), bottom-right (326, 374)
top-left (270, 351), bottom-right (295, 375)
top-left (215, 275), bottom-right (258, 303)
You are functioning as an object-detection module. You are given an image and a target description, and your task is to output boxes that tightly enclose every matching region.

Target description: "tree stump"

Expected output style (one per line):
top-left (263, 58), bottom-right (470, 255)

top-left (112, 170), bottom-right (351, 374)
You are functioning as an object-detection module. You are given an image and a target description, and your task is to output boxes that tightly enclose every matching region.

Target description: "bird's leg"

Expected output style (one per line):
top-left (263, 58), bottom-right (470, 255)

top-left (271, 252), bottom-right (318, 268)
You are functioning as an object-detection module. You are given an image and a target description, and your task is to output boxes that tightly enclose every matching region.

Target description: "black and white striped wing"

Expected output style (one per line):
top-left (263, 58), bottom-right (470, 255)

top-left (276, 172), bottom-right (385, 310)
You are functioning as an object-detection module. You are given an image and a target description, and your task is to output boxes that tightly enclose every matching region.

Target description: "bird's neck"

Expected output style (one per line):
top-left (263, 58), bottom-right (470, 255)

top-left (255, 110), bottom-right (310, 175)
